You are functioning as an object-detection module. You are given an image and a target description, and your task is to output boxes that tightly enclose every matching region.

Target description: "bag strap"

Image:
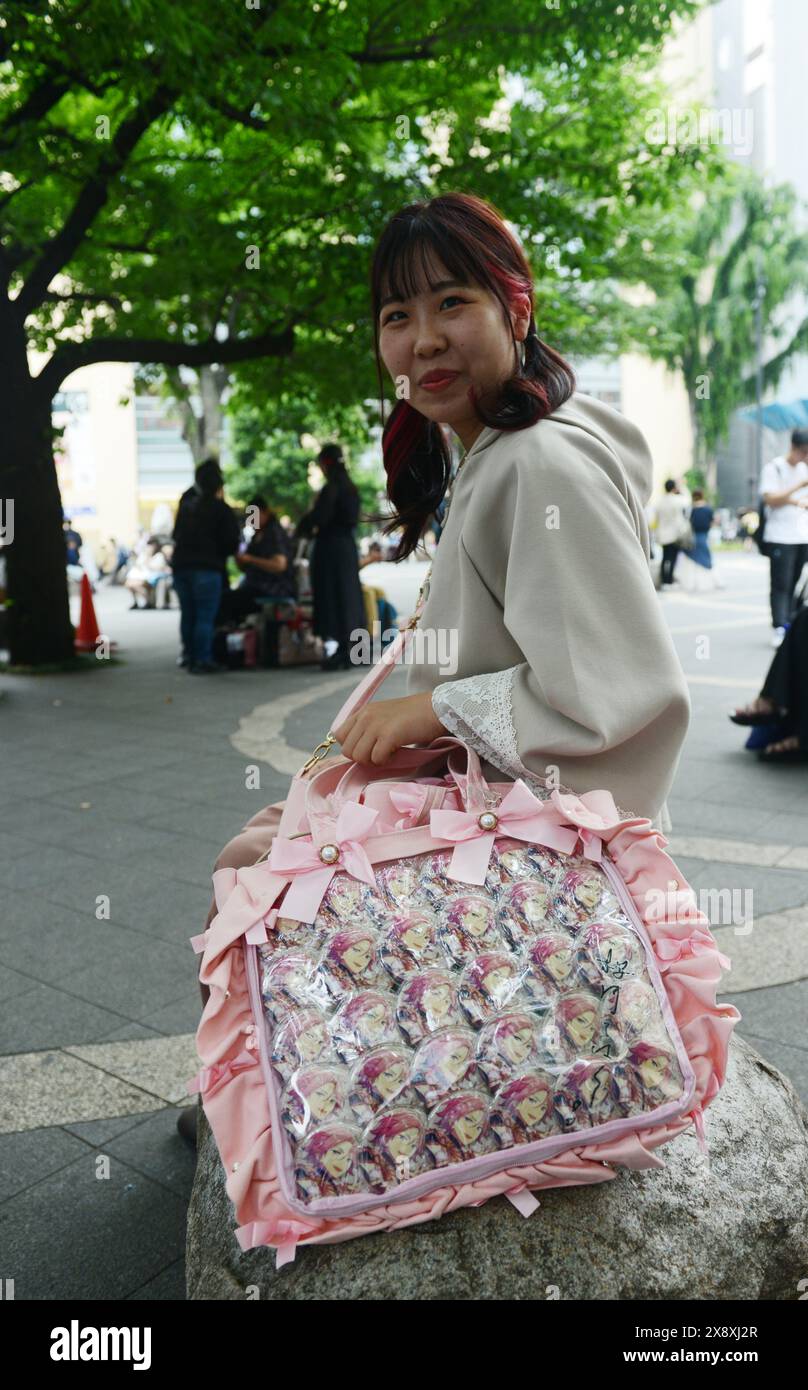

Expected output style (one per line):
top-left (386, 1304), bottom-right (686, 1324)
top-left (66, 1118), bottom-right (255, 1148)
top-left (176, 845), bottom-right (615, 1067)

top-left (303, 734), bottom-right (488, 831)
top-left (296, 572), bottom-right (431, 779)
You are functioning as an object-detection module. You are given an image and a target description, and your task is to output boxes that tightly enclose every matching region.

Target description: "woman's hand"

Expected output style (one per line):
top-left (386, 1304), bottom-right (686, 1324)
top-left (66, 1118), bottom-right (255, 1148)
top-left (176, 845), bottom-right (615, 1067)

top-left (333, 692), bottom-right (447, 765)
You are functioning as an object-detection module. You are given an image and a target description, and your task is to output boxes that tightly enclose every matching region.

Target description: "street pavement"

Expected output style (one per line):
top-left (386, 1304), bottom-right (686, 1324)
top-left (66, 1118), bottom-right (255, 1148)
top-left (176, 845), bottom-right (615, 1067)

top-left (0, 550), bottom-right (806, 1300)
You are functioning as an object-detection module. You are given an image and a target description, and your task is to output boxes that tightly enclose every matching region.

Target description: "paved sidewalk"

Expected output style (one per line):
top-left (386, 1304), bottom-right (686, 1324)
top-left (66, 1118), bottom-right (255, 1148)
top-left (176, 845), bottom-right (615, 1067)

top-left (0, 551), bottom-right (805, 1299)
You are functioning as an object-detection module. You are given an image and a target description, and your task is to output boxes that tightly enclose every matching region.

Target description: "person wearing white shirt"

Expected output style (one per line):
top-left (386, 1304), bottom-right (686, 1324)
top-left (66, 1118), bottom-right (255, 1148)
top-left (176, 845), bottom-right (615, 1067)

top-left (653, 479), bottom-right (688, 587)
top-left (760, 429), bottom-right (808, 646)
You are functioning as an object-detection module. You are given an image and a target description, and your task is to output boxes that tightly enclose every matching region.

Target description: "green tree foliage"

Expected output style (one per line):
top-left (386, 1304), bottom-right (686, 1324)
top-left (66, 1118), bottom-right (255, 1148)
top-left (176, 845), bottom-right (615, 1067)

top-left (2, 0), bottom-right (706, 663)
top-left (631, 165), bottom-right (808, 482)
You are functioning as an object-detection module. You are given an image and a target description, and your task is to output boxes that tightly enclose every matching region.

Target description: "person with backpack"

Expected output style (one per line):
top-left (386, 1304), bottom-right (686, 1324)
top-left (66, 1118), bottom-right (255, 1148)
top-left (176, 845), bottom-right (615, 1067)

top-left (758, 428), bottom-right (808, 648)
top-left (171, 457), bottom-right (241, 672)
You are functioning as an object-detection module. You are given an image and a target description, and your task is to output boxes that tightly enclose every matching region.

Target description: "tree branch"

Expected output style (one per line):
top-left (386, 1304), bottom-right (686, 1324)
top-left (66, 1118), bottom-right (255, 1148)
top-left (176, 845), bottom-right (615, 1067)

top-left (33, 320), bottom-right (297, 403)
top-left (15, 84), bottom-right (175, 319)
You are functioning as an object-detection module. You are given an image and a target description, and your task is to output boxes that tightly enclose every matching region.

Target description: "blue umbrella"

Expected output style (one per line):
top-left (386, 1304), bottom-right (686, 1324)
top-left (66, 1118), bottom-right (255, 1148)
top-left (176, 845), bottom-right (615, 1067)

top-left (740, 399), bottom-right (808, 430)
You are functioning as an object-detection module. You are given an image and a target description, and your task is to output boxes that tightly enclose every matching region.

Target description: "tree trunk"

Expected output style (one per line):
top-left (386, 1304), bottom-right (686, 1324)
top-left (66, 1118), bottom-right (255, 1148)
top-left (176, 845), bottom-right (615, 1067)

top-left (0, 325), bottom-right (74, 665)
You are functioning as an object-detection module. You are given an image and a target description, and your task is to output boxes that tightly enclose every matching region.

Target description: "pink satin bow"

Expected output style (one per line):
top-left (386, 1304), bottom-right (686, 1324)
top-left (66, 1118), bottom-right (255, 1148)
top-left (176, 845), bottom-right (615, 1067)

top-left (268, 800), bottom-right (379, 923)
top-left (429, 779), bottom-right (579, 885)
top-left (186, 1048), bottom-right (257, 1096)
top-left (655, 928), bottom-right (731, 971)
top-left (549, 788), bottom-right (628, 861)
top-left (389, 785), bottom-right (429, 830)
top-left (236, 1218), bottom-right (315, 1265)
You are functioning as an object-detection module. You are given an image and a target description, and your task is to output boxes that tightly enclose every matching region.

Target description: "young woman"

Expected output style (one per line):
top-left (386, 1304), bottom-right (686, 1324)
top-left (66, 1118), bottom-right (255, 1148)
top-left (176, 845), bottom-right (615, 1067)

top-left (180, 193), bottom-right (692, 1146)
top-left (334, 192), bottom-right (690, 829)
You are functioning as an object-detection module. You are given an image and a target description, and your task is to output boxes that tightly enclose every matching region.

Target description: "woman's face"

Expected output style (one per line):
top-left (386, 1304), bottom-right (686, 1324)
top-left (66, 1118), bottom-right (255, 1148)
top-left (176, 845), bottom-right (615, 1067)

top-left (378, 251), bottom-right (530, 451)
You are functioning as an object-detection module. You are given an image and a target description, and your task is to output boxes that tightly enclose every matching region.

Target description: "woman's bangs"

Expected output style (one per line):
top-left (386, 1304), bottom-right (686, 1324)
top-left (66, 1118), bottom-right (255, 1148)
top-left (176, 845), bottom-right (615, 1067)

top-left (377, 222), bottom-right (486, 316)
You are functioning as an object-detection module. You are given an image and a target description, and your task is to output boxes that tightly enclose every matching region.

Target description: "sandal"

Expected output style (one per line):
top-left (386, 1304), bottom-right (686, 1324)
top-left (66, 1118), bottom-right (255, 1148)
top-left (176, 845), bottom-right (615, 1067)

top-left (757, 735), bottom-right (808, 763)
top-left (729, 698), bottom-right (782, 726)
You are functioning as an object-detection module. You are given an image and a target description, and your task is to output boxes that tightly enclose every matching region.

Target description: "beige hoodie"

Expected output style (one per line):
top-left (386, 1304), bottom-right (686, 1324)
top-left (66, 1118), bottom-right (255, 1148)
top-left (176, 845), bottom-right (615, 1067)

top-left (405, 391), bottom-right (691, 831)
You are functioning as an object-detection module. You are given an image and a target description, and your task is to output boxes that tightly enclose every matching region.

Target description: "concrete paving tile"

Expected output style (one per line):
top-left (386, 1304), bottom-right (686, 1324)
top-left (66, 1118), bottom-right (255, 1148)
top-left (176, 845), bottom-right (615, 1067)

top-left (104, 1106), bottom-right (198, 1199)
top-left (57, 940), bottom-right (196, 1021)
top-left (29, 863), bottom-right (212, 942)
top-left (0, 960), bottom-right (39, 1006)
top-left (62, 1110), bottom-right (164, 1148)
top-left (0, 843), bottom-right (99, 892)
top-left (126, 1258), bottom-right (186, 1301)
top-left (64, 1033), bottom-right (200, 1106)
top-left (713, 905), bottom-right (808, 992)
top-left (687, 862), bottom-right (808, 919)
top-left (0, 1126), bottom-right (88, 1202)
top-left (0, 981), bottom-right (129, 1052)
top-left (0, 1051), bottom-right (159, 1134)
top-left (726, 980), bottom-right (808, 1048)
top-left (0, 1153), bottom-right (187, 1299)
top-left (139, 991), bottom-right (203, 1037)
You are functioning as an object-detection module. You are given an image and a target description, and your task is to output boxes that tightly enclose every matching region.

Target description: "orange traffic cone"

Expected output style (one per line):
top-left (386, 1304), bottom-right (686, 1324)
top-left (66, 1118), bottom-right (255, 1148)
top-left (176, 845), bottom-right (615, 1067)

top-left (74, 573), bottom-right (105, 653)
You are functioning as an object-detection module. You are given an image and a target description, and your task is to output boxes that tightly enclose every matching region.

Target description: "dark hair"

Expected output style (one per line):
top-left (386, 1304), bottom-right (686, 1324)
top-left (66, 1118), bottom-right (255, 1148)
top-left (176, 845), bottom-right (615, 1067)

top-left (369, 192), bottom-right (576, 558)
top-left (195, 457), bottom-right (223, 496)
top-left (664, 479), bottom-right (677, 493)
top-left (792, 429), bottom-right (808, 449)
top-left (691, 489), bottom-right (704, 502)
top-left (248, 494), bottom-right (278, 525)
top-left (318, 443), bottom-right (345, 468)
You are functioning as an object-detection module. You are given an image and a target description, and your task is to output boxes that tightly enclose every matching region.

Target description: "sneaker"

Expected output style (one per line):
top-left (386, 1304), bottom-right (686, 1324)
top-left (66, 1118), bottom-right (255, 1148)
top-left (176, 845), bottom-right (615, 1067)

top-left (771, 627), bottom-right (787, 649)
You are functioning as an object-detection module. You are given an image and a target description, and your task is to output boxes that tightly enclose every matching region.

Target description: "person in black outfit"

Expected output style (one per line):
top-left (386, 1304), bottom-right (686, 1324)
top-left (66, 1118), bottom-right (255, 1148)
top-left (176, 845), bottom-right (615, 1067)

top-left (729, 601), bottom-right (808, 761)
top-left (227, 496), bottom-right (297, 623)
top-left (295, 444), bottom-right (367, 670)
top-left (171, 458), bottom-right (241, 673)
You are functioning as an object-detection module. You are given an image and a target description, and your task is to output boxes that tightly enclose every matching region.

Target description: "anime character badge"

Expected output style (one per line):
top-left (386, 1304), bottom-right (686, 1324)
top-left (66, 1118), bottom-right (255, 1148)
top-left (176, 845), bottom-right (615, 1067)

top-left (494, 836), bottom-right (566, 887)
top-left (320, 872), bottom-right (388, 928)
top-left (329, 990), bottom-right (398, 1064)
top-left (358, 1108), bottom-right (428, 1192)
top-left (378, 910), bottom-right (444, 984)
top-left (552, 866), bottom-right (619, 928)
top-left (375, 858), bottom-right (431, 914)
top-left (294, 1122), bottom-right (361, 1199)
top-left (396, 969), bottom-right (463, 1047)
top-left (495, 879), bottom-right (554, 950)
top-left (523, 932), bottom-right (582, 1007)
top-left (259, 949), bottom-right (322, 1023)
top-left (410, 1026), bottom-right (480, 1109)
top-left (553, 1059), bottom-right (621, 1130)
top-left (577, 920), bottom-right (644, 983)
top-left (552, 990), bottom-right (604, 1061)
top-left (457, 952), bottom-right (526, 1026)
top-left (419, 848), bottom-right (502, 903)
top-left (489, 1072), bottom-right (557, 1146)
top-left (315, 925), bottom-right (384, 1002)
top-left (437, 893), bottom-right (502, 966)
top-left (612, 978), bottom-right (669, 1045)
top-left (281, 1065), bottom-right (348, 1139)
top-left (348, 1046), bottom-right (413, 1127)
top-left (475, 1011), bottom-right (543, 1091)
top-left (628, 1041), bottom-right (684, 1105)
top-left (425, 1092), bottom-right (494, 1165)
top-left (270, 1007), bottom-right (333, 1083)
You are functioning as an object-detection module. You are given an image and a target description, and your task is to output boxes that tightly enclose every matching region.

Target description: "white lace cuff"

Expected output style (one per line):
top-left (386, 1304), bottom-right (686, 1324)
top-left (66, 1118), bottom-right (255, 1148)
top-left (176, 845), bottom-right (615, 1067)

top-left (431, 666), bottom-right (641, 819)
top-left (431, 666), bottom-right (554, 800)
